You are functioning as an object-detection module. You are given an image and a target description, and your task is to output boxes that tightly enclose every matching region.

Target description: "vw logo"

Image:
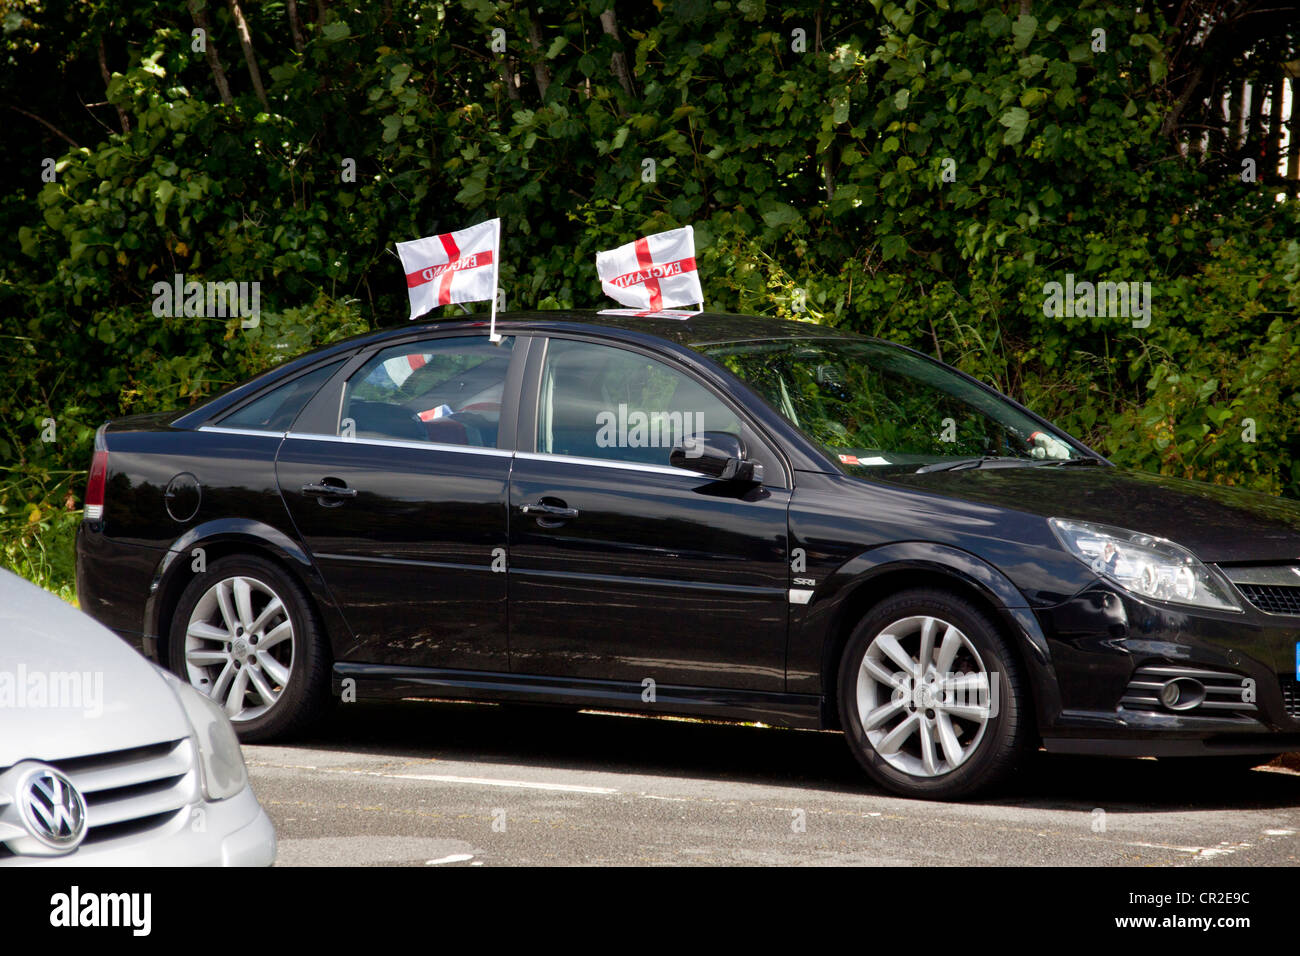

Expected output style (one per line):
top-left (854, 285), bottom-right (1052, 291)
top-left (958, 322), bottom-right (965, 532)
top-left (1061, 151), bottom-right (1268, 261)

top-left (18, 767), bottom-right (87, 850)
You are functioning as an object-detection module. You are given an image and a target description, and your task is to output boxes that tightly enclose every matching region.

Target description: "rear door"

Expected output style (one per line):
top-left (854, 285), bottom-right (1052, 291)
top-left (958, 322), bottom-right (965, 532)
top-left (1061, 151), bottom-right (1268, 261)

top-left (276, 333), bottom-right (526, 671)
top-left (506, 335), bottom-right (791, 691)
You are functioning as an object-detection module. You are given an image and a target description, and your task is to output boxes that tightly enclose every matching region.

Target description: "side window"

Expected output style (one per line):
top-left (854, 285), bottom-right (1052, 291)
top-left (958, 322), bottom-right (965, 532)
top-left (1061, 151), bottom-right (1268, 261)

top-left (537, 339), bottom-right (741, 466)
top-left (342, 335), bottom-right (514, 447)
top-left (220, 361), bottom-right (344, 432)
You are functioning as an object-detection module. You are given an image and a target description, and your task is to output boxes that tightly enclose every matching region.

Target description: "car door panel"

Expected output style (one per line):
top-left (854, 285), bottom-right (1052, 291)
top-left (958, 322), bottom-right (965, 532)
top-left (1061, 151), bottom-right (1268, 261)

top-left (275, 334), bottom-right (524, 671)
top-left (507, 336), bottom-right (791, 691)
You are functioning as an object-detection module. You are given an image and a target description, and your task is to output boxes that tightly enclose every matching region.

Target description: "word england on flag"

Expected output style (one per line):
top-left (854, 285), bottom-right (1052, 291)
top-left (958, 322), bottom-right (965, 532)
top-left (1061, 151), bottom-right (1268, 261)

top-left (595, 226), bottom-right (703, 312)
top-left (397, 219), bottom-right (500, 321)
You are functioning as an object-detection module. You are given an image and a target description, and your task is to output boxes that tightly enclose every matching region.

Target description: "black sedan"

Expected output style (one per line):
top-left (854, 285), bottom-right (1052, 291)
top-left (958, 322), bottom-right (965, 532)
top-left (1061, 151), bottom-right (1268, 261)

top-left (76, 311), bottom-right (1300, 799)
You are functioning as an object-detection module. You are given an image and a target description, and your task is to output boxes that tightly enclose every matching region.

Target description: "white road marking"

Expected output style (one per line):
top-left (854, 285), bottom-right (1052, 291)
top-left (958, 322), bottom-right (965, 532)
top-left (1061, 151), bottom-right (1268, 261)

top-left (426, 853), bottom-right (475, 865)
top-left (1125, 840), bottom-right (1251, 859)
top-left (1264, 828), bottom-right (1296, 836)
top-left (389, 772), bottom-right (619, 794)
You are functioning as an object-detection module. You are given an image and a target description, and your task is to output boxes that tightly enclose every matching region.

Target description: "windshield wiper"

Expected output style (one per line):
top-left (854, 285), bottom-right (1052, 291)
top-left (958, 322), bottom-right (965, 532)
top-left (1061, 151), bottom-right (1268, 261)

top-left (914, 456), bottom-right (1035, 474)
top-left (1036, 457), bottom-right (1105, 467)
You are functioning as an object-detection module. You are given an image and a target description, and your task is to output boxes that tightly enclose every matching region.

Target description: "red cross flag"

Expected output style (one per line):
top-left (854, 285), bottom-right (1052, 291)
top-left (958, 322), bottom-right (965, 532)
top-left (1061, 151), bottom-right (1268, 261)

top-left (595, 226), bottom-right (703, 313)
top-left (397, 219), bottom-right (501, 333)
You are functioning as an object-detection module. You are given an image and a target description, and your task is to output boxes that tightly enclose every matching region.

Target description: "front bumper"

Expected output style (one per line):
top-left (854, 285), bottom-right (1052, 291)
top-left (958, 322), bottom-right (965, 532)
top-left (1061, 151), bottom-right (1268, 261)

top-left (0, 784), bottom-right (275, 867)
top-left (1034, 583), bottom-right (1300, 756)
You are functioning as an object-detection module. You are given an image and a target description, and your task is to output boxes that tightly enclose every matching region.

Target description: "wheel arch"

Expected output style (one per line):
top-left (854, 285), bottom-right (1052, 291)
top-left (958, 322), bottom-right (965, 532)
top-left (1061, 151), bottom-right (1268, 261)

top-left (144, 518), bottom-right (349, 669)
top-left (810, 543), bottom-right (1060, 737)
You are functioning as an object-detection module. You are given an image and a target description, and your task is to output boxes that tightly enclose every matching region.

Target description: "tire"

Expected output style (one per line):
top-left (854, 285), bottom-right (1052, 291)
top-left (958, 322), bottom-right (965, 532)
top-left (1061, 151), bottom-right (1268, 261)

top-left (837, 588), bottom-right (1031, 800)
top-left (168, 554), bottom-right (332, 742)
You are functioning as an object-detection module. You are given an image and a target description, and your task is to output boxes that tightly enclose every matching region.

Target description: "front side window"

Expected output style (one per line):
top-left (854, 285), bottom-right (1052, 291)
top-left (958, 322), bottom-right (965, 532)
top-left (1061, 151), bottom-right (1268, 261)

top-left (537, 339), bottom-right (741, 466)
top-left (343, 336), bottom-right (514, 446)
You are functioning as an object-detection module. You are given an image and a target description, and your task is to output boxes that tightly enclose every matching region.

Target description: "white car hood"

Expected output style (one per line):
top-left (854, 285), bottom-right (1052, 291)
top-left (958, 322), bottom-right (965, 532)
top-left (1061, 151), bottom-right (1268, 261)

top-left (0, 569), bottom-right (189, 766)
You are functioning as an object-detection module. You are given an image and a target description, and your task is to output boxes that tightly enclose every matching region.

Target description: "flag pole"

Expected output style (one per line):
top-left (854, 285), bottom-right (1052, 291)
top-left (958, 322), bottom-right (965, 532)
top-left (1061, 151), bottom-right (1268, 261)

top-left (488, 217), bottom-right (502, 344)
top-left (688, 225), bottom-right (703, 312)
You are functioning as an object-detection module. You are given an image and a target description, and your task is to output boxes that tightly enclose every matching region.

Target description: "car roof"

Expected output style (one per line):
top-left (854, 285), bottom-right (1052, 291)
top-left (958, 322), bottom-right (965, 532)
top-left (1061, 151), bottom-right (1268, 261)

top-left (456, 309), bottom-right (864, 348)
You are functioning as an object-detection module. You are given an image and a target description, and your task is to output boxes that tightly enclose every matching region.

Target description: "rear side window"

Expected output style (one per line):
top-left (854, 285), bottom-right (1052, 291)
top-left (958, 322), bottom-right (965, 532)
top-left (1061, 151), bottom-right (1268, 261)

top-left (342, 335), bottom-right (514, 447)
top-left (219, 361), bottom-right (343, 432)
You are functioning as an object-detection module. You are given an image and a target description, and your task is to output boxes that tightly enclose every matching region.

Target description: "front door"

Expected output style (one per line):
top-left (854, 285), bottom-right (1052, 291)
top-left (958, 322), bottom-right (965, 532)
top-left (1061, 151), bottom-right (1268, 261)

top-left (507, 336), bottom-right (790, 691)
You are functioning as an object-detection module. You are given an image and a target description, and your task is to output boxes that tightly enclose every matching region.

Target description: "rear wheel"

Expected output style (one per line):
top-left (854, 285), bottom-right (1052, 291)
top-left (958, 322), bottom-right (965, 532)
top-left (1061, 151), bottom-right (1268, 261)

top-left (169, 554), bottom-right (331, 742)
top-left (838, 588), bottom-right (1030, 800)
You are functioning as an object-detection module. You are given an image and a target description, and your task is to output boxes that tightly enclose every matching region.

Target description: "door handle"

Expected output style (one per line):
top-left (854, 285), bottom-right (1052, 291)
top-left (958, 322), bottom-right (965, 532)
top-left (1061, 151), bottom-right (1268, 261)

top-left (519, 501), bottom-right (579, 518)
top-left (302, 481), bottom-right (358, 498)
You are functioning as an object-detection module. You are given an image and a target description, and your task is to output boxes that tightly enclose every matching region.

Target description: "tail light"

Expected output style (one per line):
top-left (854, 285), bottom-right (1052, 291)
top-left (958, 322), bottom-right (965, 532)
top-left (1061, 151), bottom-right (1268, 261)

top-left (84, 449), bottom-right (108, 521)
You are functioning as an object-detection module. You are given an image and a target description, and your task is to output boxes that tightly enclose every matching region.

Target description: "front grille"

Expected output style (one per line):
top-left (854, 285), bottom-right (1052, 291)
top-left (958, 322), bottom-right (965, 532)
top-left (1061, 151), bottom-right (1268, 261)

top-left (1120, 664), bottom-right (1258, 719)
top-left (1281, 678), bottom-right (1300, 719)
top-left (1, 738), bottom-right (196, 855)
top-left (1236, 583), bottom-right (1300, 616)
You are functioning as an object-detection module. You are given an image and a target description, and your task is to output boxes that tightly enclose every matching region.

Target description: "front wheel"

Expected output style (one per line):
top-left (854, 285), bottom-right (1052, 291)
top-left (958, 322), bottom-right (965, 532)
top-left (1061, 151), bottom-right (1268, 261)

top-left (838, 588), bottom-right (1031, 800)
top-left (168, 554), bottom-right (331, 742)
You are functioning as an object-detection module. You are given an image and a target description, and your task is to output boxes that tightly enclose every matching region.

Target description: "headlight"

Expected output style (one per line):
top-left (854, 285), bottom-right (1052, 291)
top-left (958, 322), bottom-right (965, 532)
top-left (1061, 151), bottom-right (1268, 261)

top-left (1048, 518), bottom-right (1241, 612)
top-left (157, 668), bottom-right (249, 800)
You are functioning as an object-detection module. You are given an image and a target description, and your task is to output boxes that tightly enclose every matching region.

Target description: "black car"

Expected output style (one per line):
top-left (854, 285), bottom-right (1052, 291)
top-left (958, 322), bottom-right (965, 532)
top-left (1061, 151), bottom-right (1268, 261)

top-left (76, 311), bottom-right (1300, 799)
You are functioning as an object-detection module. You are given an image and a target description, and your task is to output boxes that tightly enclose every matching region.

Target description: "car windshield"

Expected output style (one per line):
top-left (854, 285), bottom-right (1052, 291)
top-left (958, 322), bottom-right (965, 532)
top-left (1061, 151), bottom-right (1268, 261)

top-left (695, 337), bottom-right (1085, 472)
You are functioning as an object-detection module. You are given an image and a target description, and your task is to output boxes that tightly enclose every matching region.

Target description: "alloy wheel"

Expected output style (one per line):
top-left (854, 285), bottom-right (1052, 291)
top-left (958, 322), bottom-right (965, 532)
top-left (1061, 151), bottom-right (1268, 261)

top-left (183, 575), bottom-right (296, 721)
top-left (854, 615), bottom-right (993, 778)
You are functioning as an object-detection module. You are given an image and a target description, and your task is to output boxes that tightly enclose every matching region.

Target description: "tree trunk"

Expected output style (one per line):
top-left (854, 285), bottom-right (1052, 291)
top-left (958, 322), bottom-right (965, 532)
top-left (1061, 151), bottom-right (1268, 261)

top-left (526, 12), bottom-right (551, 100)
top-left (97, 37), bottom-right (131, 134)
top-left (1266, 71), bottom-right (1284, 181)
top-left (599, 8), bottom-right (635, 99)
top-left (500, 61), bottom-right (521, 102)
top-left (1246, 74), bottom-right (1266, 157)
top-left (187, 0), bottom-right (233, 105)
top-left (1287, 77), bottom-right (1300, 196)
top-left (227, 0), bottom-right (270, 110)
top-left (286, 0), bottom-right (305, 53)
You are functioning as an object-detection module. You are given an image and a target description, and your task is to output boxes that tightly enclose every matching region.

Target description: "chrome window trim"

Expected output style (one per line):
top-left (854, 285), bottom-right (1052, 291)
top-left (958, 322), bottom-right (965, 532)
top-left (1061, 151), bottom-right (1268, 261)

top-left (514, 450), bottom-right (709, 479)
top-left (197, 425), bottom-right (288, 439)
top-left (283, 431), bottom-right (515, 458)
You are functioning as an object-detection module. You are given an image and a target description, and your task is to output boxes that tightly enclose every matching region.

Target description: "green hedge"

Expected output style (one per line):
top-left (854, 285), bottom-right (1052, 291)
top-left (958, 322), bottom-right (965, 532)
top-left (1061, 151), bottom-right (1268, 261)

top-left (2, 0), bottom-right (1298, 595)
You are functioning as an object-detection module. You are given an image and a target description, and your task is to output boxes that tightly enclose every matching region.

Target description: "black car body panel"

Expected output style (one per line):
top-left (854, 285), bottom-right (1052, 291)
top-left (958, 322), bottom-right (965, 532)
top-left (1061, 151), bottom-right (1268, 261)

top-left (75, 311), bottom-right (1300, 763)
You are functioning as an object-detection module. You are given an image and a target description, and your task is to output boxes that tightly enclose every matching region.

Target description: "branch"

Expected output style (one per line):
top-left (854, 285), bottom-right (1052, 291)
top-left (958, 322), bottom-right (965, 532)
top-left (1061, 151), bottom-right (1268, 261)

top-left (6, 106), bottom-right (80, 148)
top-left (97, 36), bottom-right (131, 134)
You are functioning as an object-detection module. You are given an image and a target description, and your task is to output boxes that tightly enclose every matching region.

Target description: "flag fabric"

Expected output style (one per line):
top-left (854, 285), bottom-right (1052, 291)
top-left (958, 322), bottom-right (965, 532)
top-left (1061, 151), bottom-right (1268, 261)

top-left (595, 226), bottom-right (702, 312)
top-left (397, 219), bottom-right (499, 320)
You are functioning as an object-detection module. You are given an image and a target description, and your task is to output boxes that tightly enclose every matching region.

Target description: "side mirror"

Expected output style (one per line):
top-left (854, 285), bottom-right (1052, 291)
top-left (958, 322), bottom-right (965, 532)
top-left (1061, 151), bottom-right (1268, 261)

top-left (670, 431), bottom-right (764, 483)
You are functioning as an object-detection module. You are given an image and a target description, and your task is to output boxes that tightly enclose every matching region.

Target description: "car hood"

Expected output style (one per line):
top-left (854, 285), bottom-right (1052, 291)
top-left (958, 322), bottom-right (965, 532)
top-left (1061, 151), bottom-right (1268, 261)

top-left (0, 569), bottom-right (188, 766)
top-left (880, 465), bottom-right (1300, 564)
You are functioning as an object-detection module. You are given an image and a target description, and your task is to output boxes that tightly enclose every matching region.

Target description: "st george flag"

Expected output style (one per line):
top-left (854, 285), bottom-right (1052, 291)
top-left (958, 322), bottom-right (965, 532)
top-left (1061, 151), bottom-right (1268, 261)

top-left (396, 219), bottom-right (500, 320)
top-left (595, 226), bottom-right (703, 313)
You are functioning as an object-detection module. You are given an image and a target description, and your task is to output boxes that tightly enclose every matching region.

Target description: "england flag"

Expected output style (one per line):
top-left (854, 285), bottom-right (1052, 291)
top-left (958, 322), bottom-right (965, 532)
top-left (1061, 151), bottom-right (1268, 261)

top-left (397, 219), bottom-right (499, 320)
top-left (595, 226), bottom-right (703, 313)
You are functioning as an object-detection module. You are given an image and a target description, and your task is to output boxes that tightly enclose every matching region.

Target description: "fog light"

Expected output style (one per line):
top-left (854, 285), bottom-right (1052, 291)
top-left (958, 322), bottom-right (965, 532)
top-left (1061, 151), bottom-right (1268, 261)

top-left (1160, 677), bottom-right (1205, 711)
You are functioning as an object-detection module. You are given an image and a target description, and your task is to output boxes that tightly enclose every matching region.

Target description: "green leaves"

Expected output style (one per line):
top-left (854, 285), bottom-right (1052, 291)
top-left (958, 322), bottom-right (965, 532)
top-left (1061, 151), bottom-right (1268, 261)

top-left (1011, 14), bottom-right (1037, 52)
top-left (998, 106), bottom-right (1029, 144)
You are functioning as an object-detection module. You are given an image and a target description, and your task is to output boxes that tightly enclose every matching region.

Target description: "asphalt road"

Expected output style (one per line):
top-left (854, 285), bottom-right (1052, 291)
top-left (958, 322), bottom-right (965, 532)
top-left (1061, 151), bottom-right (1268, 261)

top-left (244, 700), bottom-right (1300, 866)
